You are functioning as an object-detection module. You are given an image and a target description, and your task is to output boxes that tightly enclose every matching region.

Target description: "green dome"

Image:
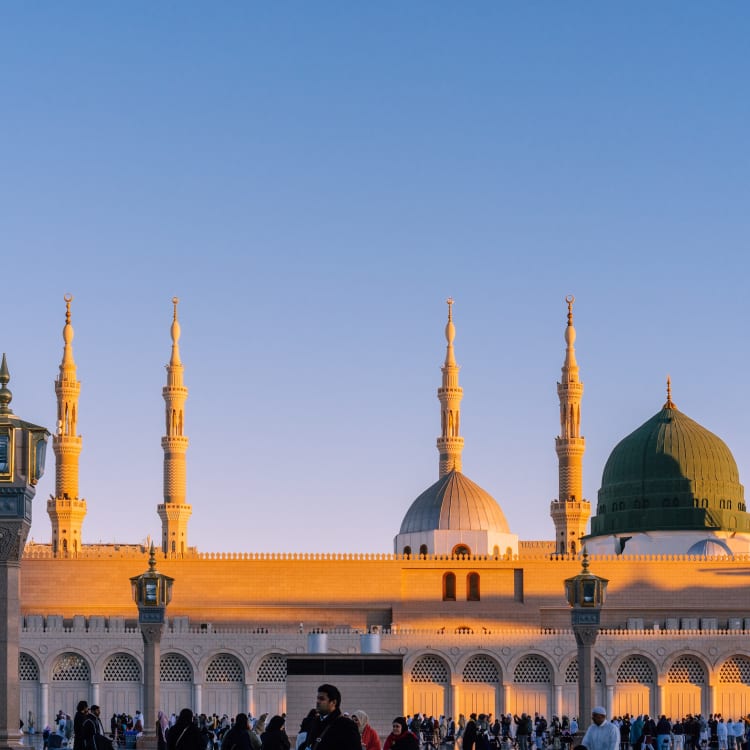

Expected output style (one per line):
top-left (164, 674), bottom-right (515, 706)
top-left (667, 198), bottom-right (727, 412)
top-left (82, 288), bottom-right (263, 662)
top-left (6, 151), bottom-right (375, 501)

top-left (591, 404), bottom-right (748, 536)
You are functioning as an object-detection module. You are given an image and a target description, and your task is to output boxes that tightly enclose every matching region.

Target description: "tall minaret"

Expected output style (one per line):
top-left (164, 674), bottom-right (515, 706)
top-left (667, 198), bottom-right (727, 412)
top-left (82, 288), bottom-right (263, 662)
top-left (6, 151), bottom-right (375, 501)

top-left (550, 295), bottom-right (590, 554)
top-left (47, 294), bottom-right (86, 556)
top-left (437, 298), bottom-right (464, 477)
top-left (157, 297), bottom-right (192, 556)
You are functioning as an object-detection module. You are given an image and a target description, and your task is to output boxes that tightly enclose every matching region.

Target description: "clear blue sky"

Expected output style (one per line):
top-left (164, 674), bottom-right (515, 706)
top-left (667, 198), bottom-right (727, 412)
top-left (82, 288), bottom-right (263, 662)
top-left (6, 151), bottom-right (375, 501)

top-left (2, 3), bottom-right (749, 552)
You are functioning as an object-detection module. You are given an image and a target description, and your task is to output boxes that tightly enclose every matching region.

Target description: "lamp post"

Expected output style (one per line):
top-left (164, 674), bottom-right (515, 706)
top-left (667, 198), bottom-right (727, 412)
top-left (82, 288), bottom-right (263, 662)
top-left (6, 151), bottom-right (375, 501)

top-left (131, 543), bottom-right (174, 744)
top-left (0, 355), bottom-right (49, 750)
top-left (564, 548), bottom-right (608, 734)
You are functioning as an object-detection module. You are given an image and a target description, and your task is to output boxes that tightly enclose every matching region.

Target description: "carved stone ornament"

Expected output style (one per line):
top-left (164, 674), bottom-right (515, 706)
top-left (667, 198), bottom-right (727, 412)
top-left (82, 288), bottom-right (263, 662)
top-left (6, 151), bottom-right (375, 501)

top-left (140, 624), bottom-right (164, 646)
top-left (0, 521), bottom-right (30, 562)
top-left (573, 625), bottom-right (600, 647)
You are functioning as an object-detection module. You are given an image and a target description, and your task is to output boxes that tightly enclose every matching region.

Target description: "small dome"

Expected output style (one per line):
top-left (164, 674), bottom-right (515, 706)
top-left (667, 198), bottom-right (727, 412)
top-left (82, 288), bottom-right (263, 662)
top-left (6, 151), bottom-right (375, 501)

top-left (399, 470), bottom-right (510, 535)
top-left (687, 538), bottom-right (733, 557)
top-left (591, 404), bottom-right (748, 537)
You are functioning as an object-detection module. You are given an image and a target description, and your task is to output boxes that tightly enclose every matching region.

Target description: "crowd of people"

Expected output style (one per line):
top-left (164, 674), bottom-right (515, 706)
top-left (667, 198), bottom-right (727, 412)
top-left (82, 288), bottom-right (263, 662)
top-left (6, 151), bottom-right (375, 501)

top-left (40, 697), bottom-right (750, 750)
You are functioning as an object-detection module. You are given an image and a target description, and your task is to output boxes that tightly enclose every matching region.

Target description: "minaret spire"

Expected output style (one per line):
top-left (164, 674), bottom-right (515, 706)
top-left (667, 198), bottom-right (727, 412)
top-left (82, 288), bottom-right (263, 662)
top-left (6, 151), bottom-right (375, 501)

top-left (47, 294), bottom-right (86, 556)
top-left (664, 375), bottom-right (676, 409)
top-left (157, 297), bottom-right (192, 557)
top-left (550, 295), bottom-right (590, 555)
top-left (0, 353), bottom-right (12, 415)
top-left (436, 297), bottom-right (464, 477)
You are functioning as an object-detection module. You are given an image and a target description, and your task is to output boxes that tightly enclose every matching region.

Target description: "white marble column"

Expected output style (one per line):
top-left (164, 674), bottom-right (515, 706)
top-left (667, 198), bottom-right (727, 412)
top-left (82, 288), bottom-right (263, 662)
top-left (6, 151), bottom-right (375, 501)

top-left (504, 684), bottom-right (512, 717)
top-left (450, 682), bottom-right (460, 720)
top-left (193, 684), bottom-right (202, 715)
top-left (40, 684), bottom-right (49, 733)
top-left (655, 683), bottom-right (664, 717)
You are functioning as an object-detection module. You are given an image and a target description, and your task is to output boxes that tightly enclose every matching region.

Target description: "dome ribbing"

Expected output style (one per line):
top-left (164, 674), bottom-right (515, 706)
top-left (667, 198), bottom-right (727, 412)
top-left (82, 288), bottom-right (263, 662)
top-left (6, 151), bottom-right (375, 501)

top-left (399, 470), bottom-right (510, 535)
top-left (591, 405), bottom-right (748, 536)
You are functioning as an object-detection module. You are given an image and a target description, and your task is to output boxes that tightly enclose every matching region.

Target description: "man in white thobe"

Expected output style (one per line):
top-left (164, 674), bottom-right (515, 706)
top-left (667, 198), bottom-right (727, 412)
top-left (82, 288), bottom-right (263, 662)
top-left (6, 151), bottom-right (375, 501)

top-left (581, 708), bottom-right (620, 750)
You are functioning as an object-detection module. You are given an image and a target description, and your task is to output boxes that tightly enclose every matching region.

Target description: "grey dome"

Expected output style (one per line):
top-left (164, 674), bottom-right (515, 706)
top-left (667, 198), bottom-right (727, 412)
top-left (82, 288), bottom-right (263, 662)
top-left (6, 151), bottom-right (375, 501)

top-left (686, 538), bottom-right (733, 557)
top-left (399, 470), bottom-right (510, 534)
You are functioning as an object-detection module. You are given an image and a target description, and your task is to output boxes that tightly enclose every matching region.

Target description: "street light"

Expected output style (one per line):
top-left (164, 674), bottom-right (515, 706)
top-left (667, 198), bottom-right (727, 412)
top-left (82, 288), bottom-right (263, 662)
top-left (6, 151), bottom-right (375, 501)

top-left (131, 543), bottom-right (174, 743)
top-left (0, 354), bottom-right (49, 750)
top-left (564, 548), bottom-right (608, 734)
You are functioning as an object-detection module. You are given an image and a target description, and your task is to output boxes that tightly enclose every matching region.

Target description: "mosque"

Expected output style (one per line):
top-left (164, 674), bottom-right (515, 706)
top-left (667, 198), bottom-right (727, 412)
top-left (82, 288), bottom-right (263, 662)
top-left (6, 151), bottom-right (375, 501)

top-left (10, 295), bottom-right (750, 736)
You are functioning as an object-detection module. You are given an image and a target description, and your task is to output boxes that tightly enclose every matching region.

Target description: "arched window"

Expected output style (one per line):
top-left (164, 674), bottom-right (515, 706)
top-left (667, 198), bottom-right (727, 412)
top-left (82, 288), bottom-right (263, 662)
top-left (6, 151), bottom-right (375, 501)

top-left (467, 572), bottom-right (480, 601)
top-left (452, 544), bottom-right (471, 558)
top-left (443, 573), bottom-right (456, 601)
top-left (403, 546), bottom-right (412, 557)
top-left (419, 544), bottom-right (428, 557)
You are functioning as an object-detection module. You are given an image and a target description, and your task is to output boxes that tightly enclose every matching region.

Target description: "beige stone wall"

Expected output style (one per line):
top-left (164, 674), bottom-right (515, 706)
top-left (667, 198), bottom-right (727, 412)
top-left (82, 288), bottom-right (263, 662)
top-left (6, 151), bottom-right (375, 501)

top-left (20, 552), bottom-right (750, 631)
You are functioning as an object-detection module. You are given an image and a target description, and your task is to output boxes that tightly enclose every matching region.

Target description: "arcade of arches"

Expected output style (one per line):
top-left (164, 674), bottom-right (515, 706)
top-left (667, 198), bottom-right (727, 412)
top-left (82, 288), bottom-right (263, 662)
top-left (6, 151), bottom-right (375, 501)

top-left (19, 644), bottom-right (750, 731)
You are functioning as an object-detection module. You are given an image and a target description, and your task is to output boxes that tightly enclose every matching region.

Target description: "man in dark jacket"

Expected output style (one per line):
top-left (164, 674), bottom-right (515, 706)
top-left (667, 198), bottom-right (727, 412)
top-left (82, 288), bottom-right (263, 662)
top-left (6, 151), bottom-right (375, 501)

top-left (73, 702), bottom-right (90, 750)
top-left (302, 684), bottom-right (360, 750)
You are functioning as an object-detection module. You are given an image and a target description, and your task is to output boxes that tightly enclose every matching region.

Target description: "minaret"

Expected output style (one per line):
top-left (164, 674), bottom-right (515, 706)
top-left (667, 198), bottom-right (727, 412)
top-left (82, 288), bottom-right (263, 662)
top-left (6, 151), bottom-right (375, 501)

top-left (157, 298), bottom-right (192, 556)
top-left (47, 294), bottom-right (87, 556)
top-left (437, 298), bottom-right (464, 477)
top-left (550, 295), bottom-right (590, 554)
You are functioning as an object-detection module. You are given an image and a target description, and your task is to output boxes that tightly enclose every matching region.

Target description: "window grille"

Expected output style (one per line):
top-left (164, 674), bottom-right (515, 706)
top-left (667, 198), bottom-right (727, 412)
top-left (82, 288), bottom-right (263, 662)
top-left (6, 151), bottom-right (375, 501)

top-left (616, 656), bottom-right (655, 684)
top-left (462, 655), bottom-right (499, 683)
top-left (103, 654), bottom-right (141, 682)
top-left (52, 653), bottom-right (90, 681)
top-left (514, 656), bottom-right (551, 683)
top-left (410, 655), bottom-right (449, 683)
top-left (564, 659), bottom-right (602, 683)
top-left (257, 654), bottom-right (287, 683)
top-left (19, 653), bottom-right (39, 681)
top-left (160, 653), bottom-right (193, 682)
top-left (667, 656), bottom-right (706, 684)
top-left (206, 654), bottom-right (243, 683)
top-left (719, 656), bottom-right (750, 684)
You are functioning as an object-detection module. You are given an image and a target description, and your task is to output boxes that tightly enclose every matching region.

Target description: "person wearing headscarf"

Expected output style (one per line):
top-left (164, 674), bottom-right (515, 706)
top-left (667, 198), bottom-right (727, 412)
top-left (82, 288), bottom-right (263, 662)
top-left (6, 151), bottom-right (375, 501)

top-left (167, 709), bottom-right (203, 750)
top-left (260, 716), bottom-right (290, 750)
top-left (352, 711), bottom-right (381, 750)
top-left (157, 712), bottom-right (169, 750)
top-left (221, 714), bottom-right (254, 750)
top-left (383, 718), bottom-right (419, 750)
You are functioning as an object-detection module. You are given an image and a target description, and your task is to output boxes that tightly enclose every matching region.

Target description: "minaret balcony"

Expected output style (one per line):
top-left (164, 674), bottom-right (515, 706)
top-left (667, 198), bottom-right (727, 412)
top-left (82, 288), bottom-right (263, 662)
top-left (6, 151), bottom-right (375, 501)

top-left (161, 436), bottom-right (189, 450)
top-left (557, 382), bottom-right (584, 396)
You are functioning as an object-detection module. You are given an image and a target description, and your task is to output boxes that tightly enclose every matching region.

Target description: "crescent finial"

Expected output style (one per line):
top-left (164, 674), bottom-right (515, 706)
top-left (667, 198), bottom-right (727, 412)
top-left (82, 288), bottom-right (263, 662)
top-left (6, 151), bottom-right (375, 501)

top-left (565, 294), bottom-right (574, 326)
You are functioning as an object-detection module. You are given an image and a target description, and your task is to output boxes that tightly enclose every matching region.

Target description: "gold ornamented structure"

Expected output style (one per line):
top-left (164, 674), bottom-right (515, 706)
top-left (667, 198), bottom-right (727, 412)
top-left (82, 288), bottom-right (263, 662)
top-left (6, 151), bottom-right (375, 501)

top-left (47, 295), bottom-right (86, 556)
top-left (157, 297), bottom-right (192, 556)
top-left (551, 295), bottom-right (590, 554)
top-left (437, 297), bottom-right (464, 477)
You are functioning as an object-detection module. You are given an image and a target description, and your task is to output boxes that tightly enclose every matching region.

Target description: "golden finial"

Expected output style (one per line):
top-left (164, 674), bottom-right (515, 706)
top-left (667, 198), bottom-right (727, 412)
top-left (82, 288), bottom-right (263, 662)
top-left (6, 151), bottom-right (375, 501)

top-left (444, 297), bottom-right (456, 349)
top-left (148, 541), bottom-right (157, 571)
top-left (64, 294), bottom-right (73, 325)
top-left (580, 545), bottom-right (589, 573)
top-left (664, 375), bottom-right (676, 410)
top-left (565, 294), bottom-right (574, 326)
top-left (172, 297), bottom-right (179, 322)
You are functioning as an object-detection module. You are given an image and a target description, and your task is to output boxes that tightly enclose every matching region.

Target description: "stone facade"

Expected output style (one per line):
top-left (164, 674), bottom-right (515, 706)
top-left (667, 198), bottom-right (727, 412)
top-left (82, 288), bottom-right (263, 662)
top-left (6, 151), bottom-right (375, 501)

top-left (17, 548), bottom-right (750, 735)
